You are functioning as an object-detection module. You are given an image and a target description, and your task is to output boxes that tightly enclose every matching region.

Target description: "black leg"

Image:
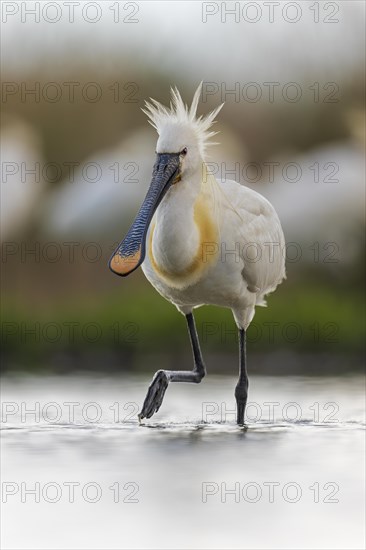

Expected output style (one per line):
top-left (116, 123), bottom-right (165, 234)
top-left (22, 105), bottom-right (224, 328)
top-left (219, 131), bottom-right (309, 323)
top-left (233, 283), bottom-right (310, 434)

top-left (235, 328), bottom-right (248, 425)
top-left (138, 313), bottom-right (206, 421)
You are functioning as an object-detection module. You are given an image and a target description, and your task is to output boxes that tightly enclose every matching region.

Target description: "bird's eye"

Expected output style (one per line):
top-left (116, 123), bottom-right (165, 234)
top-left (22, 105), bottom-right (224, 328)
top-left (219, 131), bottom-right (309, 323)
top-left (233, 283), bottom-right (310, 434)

top-left (181, 147), bottom-right (188, 156)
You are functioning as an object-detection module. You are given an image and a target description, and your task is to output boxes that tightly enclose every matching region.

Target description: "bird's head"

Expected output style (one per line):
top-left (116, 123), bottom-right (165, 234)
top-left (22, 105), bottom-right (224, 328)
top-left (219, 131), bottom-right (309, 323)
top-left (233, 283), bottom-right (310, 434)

top-left (109, 82), bottom-right (224, 277)
top-left (155, 123), bottom-right (199, 180)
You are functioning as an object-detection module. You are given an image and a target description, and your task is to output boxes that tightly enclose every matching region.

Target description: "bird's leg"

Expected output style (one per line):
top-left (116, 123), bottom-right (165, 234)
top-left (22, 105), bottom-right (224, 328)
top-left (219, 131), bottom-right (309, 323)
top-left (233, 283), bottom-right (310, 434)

top-left (138, 313), bottom-right (206, 421)
top-left (235, 328), bottom-right (249, 426)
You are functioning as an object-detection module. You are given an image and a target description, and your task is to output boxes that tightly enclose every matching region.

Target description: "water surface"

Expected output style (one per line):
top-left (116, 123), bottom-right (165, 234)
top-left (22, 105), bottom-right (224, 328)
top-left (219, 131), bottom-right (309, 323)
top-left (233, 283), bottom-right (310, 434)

top-left (1, 374), bottom-right (365, 549)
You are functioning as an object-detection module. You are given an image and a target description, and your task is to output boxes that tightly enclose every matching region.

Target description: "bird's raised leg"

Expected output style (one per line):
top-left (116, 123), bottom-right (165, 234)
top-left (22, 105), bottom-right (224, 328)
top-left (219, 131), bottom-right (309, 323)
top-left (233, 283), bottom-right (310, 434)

top-left (138, 312), bottom-right (206, 421)
top-left (235, 328), bottom-right (249, 426)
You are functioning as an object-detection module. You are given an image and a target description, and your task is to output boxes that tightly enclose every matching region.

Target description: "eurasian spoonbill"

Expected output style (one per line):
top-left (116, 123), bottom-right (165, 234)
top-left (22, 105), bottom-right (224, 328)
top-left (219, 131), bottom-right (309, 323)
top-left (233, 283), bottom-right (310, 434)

top-left (109, 83), bottom-right (286, 425)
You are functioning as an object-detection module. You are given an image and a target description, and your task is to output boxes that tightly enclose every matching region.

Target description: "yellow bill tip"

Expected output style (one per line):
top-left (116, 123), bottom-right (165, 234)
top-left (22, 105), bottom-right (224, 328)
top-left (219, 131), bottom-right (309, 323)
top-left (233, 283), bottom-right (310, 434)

top-left (109, 249), bottom-right (142, 276)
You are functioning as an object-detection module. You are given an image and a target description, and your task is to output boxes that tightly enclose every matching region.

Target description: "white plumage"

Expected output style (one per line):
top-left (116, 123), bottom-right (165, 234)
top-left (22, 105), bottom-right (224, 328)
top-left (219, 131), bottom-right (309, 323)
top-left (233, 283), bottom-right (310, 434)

top-left (110, 82), bottom-right (286, 424)
top-left (142, 84), bottom-right (286, 330)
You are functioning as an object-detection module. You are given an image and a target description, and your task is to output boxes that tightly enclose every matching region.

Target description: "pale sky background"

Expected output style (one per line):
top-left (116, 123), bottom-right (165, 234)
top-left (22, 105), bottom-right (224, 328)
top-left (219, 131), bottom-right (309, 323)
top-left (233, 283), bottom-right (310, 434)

top-left (1, 1), bottom-right (365, 247)
top-left (2, 1), bottom-right (365, 81)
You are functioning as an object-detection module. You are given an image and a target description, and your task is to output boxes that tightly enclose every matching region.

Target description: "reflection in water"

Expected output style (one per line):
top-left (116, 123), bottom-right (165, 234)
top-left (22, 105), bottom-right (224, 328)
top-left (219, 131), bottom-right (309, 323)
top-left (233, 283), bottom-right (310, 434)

top-left (1, 375), bottom-right (365, 550)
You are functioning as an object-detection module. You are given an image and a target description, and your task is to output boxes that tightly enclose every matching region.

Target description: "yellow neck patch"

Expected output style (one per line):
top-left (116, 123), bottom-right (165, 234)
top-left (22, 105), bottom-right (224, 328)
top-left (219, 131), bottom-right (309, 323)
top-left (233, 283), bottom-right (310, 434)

top-left (148, 188), bottom-right (218, 289)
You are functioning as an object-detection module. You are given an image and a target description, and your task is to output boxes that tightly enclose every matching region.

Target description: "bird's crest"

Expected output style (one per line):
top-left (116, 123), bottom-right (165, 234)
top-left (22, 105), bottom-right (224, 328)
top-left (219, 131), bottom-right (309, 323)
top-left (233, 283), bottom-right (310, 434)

top-left (142, 82), bottom-right (224, 156)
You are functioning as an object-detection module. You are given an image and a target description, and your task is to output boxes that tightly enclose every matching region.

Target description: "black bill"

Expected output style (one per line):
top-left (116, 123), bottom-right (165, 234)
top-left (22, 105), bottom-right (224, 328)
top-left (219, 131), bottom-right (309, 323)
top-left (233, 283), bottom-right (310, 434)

top-left (109, 153), bottom-right (180, 276)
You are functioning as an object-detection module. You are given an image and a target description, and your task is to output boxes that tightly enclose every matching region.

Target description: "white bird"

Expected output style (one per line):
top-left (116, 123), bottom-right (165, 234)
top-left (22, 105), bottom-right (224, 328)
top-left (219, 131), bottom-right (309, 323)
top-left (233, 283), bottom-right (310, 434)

top-left (109, 83), bottom-right (286, 425)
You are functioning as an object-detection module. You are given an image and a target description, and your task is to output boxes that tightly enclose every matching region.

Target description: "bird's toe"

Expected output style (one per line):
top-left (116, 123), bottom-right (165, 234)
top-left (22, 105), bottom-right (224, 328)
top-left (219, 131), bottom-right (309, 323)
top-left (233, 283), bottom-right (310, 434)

top-left (139, 370), bottom-right (169, 420)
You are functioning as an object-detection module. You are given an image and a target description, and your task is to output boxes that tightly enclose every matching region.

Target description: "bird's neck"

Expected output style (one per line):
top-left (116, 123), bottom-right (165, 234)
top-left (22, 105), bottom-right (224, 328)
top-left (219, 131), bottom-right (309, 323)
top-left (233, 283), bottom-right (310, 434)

top-left (148, 165), bottom-right (219, 289)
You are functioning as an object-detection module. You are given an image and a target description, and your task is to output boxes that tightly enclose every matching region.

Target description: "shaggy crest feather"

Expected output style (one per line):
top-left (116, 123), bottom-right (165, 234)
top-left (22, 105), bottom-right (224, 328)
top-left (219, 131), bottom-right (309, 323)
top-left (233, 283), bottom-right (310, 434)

top-left (141, 82), bottom-right (224, 157)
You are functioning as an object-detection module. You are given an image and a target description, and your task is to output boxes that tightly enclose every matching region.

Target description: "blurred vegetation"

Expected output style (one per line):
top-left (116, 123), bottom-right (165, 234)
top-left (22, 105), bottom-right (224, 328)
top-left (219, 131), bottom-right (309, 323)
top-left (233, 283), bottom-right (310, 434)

top-left (2, 270), bottom-right (364, 373)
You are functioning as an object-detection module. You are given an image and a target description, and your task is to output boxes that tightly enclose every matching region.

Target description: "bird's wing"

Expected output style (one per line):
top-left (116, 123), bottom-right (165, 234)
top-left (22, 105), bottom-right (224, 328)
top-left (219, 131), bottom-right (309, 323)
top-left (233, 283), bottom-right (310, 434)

top-left (216, 178), bottom-right (286, 299)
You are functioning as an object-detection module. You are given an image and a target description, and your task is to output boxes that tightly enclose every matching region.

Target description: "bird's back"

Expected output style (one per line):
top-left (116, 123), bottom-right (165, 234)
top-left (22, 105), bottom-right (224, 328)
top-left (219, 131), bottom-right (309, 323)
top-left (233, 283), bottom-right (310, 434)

top-left (216, 178), bottom-right (286, 305)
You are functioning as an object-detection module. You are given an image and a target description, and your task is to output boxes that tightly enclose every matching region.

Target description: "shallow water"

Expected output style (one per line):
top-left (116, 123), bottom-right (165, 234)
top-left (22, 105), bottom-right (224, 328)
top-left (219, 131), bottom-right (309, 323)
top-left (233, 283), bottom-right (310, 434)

top-left (1, 374), bottom-right (365, 550)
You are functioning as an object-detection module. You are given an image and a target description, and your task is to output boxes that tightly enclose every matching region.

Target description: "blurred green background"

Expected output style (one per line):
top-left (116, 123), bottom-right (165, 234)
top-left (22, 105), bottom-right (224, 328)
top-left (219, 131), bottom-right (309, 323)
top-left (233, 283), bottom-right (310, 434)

top-left (1, 1), bottom-right (365, 374)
